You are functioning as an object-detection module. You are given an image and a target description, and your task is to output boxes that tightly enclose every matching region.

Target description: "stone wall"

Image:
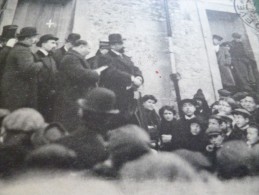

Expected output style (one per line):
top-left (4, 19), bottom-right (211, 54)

top-left (168, 0), bottom-right (221, 104)
top-left (73, 0), bottom-right (176, 109)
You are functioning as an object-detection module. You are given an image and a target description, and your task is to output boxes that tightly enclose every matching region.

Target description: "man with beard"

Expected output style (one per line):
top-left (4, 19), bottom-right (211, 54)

top-left (1, 27), bottom-right (43, 111)
top-left (34, 34), bottom-right (59, 122)
top-left (98, 34), bottom-right (143, 122)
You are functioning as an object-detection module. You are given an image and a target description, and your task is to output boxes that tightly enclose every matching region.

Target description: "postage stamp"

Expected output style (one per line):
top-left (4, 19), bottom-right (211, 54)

top-left (234, 0), bottom-right (259, 31)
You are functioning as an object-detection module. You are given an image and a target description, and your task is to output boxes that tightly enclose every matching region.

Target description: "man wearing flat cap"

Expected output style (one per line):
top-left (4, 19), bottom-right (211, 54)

top-left (53, 33), bottom-right (81, 70)
top-left (1, 27), bottom-right (43, 111)
top-left (98, 33), bottom-right (143, 122)
top-left (229, 32), bottom-right (259, 93)
top-left (34, 34), bottom-right (59, 122)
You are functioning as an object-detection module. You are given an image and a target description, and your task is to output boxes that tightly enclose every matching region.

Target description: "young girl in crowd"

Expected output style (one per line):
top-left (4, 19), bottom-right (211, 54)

top-left (158, 105), bottom-right (178, 151)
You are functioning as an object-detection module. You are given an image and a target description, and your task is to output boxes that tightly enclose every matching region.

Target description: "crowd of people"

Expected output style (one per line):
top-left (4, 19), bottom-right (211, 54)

top-left (0, 24), bottom-right (259, 192)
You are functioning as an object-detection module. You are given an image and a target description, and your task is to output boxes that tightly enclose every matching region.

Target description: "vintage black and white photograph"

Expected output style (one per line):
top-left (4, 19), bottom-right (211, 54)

top-left (0, 0), bottom-right (259, 194)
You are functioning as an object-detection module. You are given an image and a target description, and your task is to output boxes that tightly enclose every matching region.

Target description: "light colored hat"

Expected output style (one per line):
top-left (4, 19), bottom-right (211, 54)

top-left (2, 108), bottom-right (46, 132)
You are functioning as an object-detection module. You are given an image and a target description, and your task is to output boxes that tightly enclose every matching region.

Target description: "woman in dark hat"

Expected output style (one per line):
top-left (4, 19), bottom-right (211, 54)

top-left (193, 89), bottom-right (210, 120)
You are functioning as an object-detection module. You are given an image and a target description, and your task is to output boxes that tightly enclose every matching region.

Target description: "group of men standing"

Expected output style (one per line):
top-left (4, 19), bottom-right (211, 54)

top-left (0, 25), bottom-right (143, 132)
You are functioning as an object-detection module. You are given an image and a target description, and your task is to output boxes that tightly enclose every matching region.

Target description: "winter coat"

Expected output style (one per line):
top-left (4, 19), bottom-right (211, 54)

top-left (1, 42), bottom-right (43, 111)
top-left (54, 49), bottom-right (99, 132)
top-left (98, 50), bottom-right (143, 119)
top-left (52, 46), bottom-right (67, 70)
top-left (217, 46), bottom-right (236, 88)
top-left (0, 46), bottom-right (12, 106)
top-left (34, 50), bottom-right (58, 122)
top-left (56, 125), bottom-right (108, 169)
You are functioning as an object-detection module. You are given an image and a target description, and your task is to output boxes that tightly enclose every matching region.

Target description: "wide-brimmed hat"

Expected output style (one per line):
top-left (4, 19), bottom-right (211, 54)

top-left (108, 33), bottom-right (125, 44)
top-left (36, 34), bottom-right (58, 47)
top-left (17, 27), bottom-right (38, 38)
top-left (0, 25), bottom-right (18, 41)
top-left (77, 87), bottom-right (119, 114)
top-left (65, 33), bottom-right (81, 45)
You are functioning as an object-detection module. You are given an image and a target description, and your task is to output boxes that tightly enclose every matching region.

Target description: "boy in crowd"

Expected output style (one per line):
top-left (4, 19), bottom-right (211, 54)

top-left (208, 115), bottom-right (222, 129)
top-left (230, 109), bottom-right (251, 141)
top-left (217, 114), bottom-right (234, 140)
top-left (246, 124), bottom-right (259, 148)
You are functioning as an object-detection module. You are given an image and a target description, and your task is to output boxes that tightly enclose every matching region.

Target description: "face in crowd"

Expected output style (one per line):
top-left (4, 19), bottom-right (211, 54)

top-left (233, 114), bottom-right (249, 128)
top-left (143, 99), bottom-right (156, 111)
top-left (182, 103), bottom-right (196, 116)
top-left (208, 118), bottom-right (220, 129)
top-left (247, 126), bottom-right (259, 144)
top-left (190, 122), bottom-right (201, 136)
top-left (163, 109), bottom-right (174, 122)
top-left (218, 100), bottom-right (232, 115)
top-left (209, 134), bottom-right (224, 147)
top-left (42, 39), bottom-right (58, 52)
top-left (240, 96), bottom-right (257, 113)
top-left (110, 43), bottom-right (124, 53)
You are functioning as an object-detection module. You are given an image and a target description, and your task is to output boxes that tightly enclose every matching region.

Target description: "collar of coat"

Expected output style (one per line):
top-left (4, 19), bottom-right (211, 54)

top-left (66, 49), bottom-right (86, 61)
top-left (15, 42), bottom-right (31, 48)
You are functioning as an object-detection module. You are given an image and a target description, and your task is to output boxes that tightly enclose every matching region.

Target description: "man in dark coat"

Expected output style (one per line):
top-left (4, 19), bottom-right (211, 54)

top-left (229, 33), bottom-right (259, 92)
top-left (53, 33), bottom-right (80, 70)
top-left (56, 88), bottom-right (120, 169)
top-left (54, 40), bottom-right (107, 132)
top-left (0, 25), bottom-right (18, 106)
top-left (34, 34), bottom-right (59, 122)
top-left (1, 27), bottom-right (43, 111)
top-left (98, 34), bottom-right (143, 121)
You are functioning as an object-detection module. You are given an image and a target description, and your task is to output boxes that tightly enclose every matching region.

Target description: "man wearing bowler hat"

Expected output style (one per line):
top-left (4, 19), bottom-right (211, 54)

top-left (1, 27), bottom-right (43, 111)
top-left (0, 25), bottom-right (18, 105)
top-left (34, 34), bottom-right (59, 122)
top-left (53, 33), bottom-right (81, 70)
top-left (98, 33), bottom-right (143, 121)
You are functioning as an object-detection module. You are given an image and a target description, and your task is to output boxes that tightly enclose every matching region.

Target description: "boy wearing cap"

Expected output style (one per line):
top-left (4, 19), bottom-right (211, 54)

top-left (34, 34), bottom-right (59, 122)
top-left (1, 27), bottom-right (43, 111)
top-left (246, 124), bottom-right (259, 148)
top-left (230, 108), bottom-right (251, 141)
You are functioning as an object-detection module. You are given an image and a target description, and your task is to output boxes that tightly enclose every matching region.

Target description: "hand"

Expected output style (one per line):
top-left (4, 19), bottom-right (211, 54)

top-left (94, 66), bottom-right (108, 75)
top-left (132, 76), bottom-right (143, 87)
top-left (6, 38), bottom-right (17, 47)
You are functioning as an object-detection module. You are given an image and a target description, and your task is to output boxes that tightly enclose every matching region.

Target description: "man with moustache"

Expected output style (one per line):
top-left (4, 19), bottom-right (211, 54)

top-left (34, 34), bottom-right (59, 122)
top-left (1, 27), bottom-right (43, 111)
top-left (98, 34), bottom-right (143, 122)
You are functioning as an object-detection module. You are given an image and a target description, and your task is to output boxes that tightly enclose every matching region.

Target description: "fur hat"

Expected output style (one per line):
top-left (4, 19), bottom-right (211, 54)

top-left (2, 108), bottom-right (46, 133)
top-left (108, 124), bottom-right (151, 168)
top-left (120, 152), bottom-right (197, 181)
top-left (217, 141), bottom-right (251, 179)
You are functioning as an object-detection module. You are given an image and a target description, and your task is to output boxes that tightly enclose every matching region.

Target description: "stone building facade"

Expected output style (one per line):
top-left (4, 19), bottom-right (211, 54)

top-left (0, 0), bottom-right (258, 110)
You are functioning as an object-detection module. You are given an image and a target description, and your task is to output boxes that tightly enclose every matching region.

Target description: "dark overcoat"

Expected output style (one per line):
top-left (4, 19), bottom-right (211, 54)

top-left (52, 46), bottom-right (67, 70)
top-left (54, 49), bottom-right (99, 132)
top-left (0, 46), bottom-right (12, 106)
top-left (98, 50), bottom-right (143, 119)
top-left (1, 42), bottom-right (43, 111)
top-left (34, 50), bottom-right (58, 122)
